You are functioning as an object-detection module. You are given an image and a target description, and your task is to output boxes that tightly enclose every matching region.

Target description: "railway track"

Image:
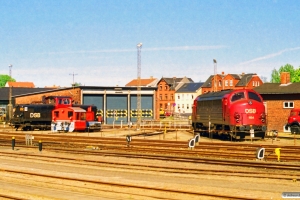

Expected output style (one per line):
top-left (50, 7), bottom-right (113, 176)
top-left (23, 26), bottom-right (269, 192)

top-left (0, 130), bottom-right (298, 199)
top-left (0, 131), bottom-right (299, 162)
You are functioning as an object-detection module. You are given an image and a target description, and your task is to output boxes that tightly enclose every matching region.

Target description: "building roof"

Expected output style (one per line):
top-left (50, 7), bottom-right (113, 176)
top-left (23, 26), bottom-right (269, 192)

top-left (254, 83), bottom-right (300, 94)
top-left (235, 73), bottom-right (256, 87)
top-left (202, 73), bottom-right (257, 88)
top-left (176, 82), bottom-right (204, 93)
top-left (5, 82), bottom-right (35, 88)
top-left (125, 77), bottom-right (158, 87)
top-left (0, 87), bottom-right (56, 101)
top-left (201, 75), bottom-right (213, 88)
top-left (159, 77), bottom-right (194, 90)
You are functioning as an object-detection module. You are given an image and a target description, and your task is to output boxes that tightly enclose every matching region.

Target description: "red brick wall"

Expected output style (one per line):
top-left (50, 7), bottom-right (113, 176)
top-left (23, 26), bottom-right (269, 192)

top-left (280, 72), bottom-right (290, 84)
top-left (265, 99), bottom-right (300, 132)
top-left (15, 88), bottom-right (81, 105)
top-left (156, 80), bottom-right (175, 120)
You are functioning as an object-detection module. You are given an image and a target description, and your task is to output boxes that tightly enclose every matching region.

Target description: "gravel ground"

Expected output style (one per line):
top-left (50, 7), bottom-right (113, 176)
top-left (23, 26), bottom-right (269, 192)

top-left (0, 127), bottom-right (299, 199)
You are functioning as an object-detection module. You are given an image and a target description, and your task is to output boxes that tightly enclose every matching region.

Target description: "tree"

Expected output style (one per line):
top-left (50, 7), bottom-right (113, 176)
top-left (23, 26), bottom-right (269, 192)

top-left (72, 82), bottom-right (82, 87)
top-left (270, 64), bottom-right (299, 83)
top-left (0, 75), bottom-right (16, 87)
top-left (270, 68), bottom-right (280, 83)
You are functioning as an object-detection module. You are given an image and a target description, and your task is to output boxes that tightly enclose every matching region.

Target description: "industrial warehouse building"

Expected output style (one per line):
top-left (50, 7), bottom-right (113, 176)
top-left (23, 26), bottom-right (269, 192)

top-left (10, 86), bottom-right (156, 125)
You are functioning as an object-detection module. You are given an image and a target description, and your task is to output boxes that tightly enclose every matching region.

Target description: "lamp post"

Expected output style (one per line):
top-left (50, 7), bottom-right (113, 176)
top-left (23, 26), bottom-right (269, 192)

top-left (213, 59), bottom-right (217, 92)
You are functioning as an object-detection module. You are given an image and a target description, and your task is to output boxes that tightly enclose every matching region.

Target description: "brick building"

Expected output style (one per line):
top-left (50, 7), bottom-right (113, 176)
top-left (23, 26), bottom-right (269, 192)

top-left (201, 72), bottom-right (263, 93)
top-left (254, 72), bottom-right (300, 132)
top-left (156, 77), bottom-right (193, 119)
top-left (12, 86), bottom-right (156, 124)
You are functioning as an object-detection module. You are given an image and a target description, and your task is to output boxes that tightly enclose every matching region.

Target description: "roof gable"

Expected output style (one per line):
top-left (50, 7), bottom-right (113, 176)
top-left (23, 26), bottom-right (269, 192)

top-left (125, 78), bottom-right (158, 87)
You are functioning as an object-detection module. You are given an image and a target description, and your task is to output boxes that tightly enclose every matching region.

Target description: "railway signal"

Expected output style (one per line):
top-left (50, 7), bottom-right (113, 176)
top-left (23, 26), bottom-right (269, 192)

top-left (256, 147), bottom-right (265, 160)
top-left (188, 138), bottom-right (195, 150)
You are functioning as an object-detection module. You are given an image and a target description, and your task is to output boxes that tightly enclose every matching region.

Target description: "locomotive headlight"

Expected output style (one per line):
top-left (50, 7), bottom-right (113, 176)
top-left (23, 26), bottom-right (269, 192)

top-left (234, 112), bottom-right (240, 119)
top-left (260, 113), bottom-right (266, 119)
top-left (260, 113), bottom-right (266, 123)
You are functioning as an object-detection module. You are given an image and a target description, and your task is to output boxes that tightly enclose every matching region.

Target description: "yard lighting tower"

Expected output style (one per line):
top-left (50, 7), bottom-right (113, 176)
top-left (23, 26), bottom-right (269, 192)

top-left (9, 64), bottom-right (12, 80)
top-left (213, 59), bottom-right (217, 92)
top-left (136, 43), bottom-right (142, 130)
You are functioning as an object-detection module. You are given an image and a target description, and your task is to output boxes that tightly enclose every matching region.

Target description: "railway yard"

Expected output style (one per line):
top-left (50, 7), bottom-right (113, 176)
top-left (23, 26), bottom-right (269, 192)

top-left (0, 125), bottom-right (299, 200)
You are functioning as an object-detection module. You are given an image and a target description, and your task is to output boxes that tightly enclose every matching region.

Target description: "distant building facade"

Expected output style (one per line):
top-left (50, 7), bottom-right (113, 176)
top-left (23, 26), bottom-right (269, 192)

top-left (156, 77), bottom-right (193, 119)
top-left (175, 82), bottom-right (204, 115)
top-left (201, 72), bottom-right (263, 93)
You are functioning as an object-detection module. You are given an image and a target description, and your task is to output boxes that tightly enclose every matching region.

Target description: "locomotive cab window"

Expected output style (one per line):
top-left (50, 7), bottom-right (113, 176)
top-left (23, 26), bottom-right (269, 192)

top-left (231, 92), bottom-right (245, 102)
top-left (68, 111), bottom-right (73, 118)
top-left (248, 91), bottom-right (262, 102)
top-left (54, 111), bottom-right (59, 118)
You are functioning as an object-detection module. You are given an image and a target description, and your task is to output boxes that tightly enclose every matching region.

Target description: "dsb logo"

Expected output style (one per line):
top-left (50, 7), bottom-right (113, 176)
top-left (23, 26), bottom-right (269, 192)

top-left (245, 109), bottom-right (256, 113)
top-left (30, 113), bottom-right (41, 118)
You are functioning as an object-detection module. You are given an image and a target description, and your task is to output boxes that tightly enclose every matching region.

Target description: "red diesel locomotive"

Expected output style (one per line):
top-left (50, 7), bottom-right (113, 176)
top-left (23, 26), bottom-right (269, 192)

top-left (192, 89), bottom-right (267, 140)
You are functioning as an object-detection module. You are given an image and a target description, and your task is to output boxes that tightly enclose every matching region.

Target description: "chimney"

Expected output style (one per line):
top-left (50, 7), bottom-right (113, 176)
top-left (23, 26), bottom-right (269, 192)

top-left (150, 76), bottom-right (153, 79)
top-left (280, 72), bottom-right (290, 84)
top-left (222, 71), bottom-right (224, 75)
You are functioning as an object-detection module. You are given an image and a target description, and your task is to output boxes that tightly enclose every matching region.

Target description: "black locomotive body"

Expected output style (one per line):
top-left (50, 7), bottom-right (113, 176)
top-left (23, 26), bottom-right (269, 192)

top-left (12, 104), bottom-right (55, 131)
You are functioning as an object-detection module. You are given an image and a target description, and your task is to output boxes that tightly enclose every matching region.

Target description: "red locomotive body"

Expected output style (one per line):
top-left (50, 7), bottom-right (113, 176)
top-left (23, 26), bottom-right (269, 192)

top-left (192, 89), bottom-right (267, 140)
top-left (11, 96), bottom-right (101, 132)
top-left (286, 108), bottom-right (300, 134)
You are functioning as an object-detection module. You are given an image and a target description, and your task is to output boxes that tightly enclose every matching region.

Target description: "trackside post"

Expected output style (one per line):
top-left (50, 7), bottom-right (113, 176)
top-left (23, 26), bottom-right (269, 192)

top-left (12, 136), bottom-right (15, 150)
top-left (39, 140), bottom-right (42, 152)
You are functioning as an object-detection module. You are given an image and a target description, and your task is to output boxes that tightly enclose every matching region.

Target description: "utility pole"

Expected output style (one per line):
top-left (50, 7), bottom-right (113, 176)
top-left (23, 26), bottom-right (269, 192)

top-left (69, 72), bottom-right (78, 88)
top-left (136, 43), bottom-right (142, 130)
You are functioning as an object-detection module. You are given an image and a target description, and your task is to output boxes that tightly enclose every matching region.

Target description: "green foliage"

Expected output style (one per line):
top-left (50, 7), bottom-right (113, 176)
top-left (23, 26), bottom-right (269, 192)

top-left (0, 75), bottom-right (15, 87)
top-left (72, 82), bottom-right (82, 87)
top-left (270, 64), bottom-right (300, 83)
top-left (271, 68), bottom-right (280, 83)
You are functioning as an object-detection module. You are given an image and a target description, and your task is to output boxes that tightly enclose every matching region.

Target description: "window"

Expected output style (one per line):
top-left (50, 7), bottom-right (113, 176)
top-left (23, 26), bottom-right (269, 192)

top-left (178, 95), bottom-right (180, 100)
top-left (54, 111), bottom-right (59, 118)
top-left (182, 104), bottom-right (184, 108)
top-left (171, 94), bottom-right (173, 100)
top-left (248, 91), bottom-right (262, 102)
top-left (218, 80), bottom-right (222, 87)
top-left (191, 94), bottom-right (194, 99)
top-left (159, 85), bottom-right (162, 91)
top-left (165, 86), bottom-right (168, 90)
top-left (231, 92), bottom-right (245, 102)
top-left (159, 94), bottom-right (162, 100)
top-left (160, 104), bottom-right (163, 109)
top-left (187, 104), bottom-right (189, 109)
top-left (68, 111), bottom-right (73, 118)
top-left (165, 103), bottom-right (168, 109)
top-left (225, 80), bottom-right (228, 86)
top-left (165, 94), bottom-right (168, 100)
top-left (229, 80), bottom-right (233, 86)
top-left (283, 101), bottom-right (294, 108)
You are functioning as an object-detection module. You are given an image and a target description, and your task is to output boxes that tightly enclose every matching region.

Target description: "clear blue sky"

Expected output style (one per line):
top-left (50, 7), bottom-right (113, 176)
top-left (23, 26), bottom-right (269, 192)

top-left (1, 0), bottom-right (300, 87)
